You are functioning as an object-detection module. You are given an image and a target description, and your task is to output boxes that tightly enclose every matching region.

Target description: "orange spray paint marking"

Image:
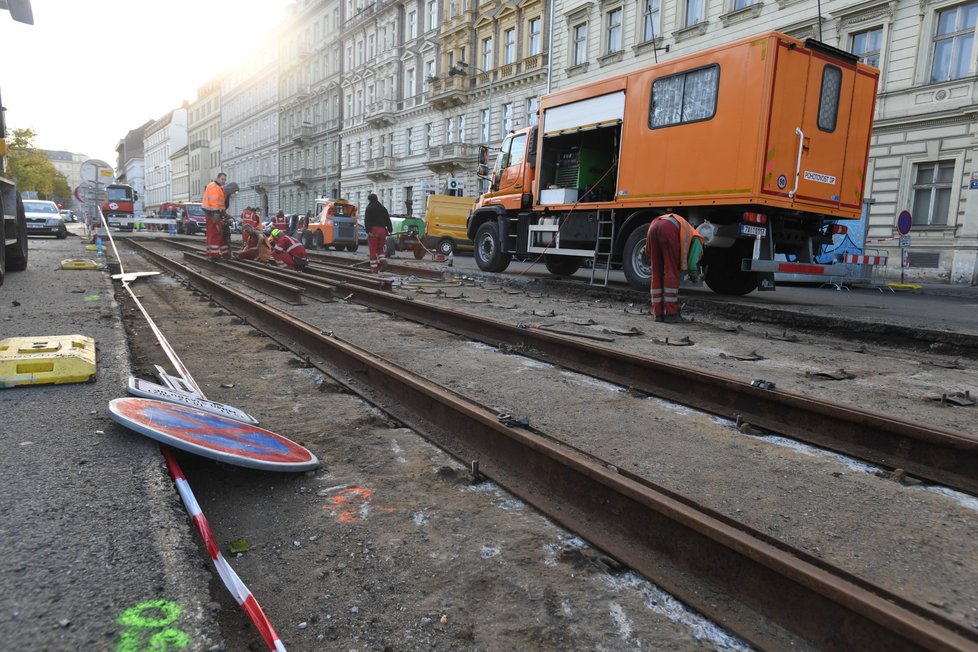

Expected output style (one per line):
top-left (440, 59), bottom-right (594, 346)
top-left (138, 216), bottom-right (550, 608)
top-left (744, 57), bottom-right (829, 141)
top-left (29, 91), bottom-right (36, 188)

top-left (322, 486), bottom-right (395, 523)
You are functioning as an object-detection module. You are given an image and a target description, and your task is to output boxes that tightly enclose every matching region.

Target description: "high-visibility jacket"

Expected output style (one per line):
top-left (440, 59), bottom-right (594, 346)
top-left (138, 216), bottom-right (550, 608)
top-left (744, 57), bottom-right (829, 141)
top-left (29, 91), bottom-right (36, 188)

top-left (648, 214), bottom-right (704, 272)
top-left (272, 213), bottom-right (288, 229)
top-left (240, 209), bottom-right (258, 231)
top-left (202, 181), bottom-right (225, 211)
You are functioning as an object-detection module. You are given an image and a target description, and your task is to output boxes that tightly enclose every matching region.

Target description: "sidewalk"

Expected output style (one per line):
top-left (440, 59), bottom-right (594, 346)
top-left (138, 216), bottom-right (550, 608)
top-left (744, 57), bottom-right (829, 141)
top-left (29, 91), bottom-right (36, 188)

top-left (0, 228), bottom-right (219, 650)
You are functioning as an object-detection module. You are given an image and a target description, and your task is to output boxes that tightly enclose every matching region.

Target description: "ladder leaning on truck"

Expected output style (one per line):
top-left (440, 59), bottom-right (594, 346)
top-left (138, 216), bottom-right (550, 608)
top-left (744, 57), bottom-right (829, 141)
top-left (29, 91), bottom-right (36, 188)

top-left (466, 31), bottom-right (880, 295)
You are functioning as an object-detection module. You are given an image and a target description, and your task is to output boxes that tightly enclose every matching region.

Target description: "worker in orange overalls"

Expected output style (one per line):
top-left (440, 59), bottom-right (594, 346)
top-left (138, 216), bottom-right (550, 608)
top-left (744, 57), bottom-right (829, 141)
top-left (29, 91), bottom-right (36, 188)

top-left (645, 213), bottom-right (704, 323)
top-left (268, 229), bottom-right (309, 271)
top-left (237, 224), bottom-right (272, 264)
top-left (202, 172), bottom-right (229, 259)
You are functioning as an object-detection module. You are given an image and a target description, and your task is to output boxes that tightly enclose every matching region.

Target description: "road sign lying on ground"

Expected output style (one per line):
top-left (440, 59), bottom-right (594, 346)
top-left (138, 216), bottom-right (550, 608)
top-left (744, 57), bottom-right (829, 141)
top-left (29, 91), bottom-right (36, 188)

top-left (127, 376), bottom-right (258, 424)
top-left (109, 397), bottom-right (318, 471)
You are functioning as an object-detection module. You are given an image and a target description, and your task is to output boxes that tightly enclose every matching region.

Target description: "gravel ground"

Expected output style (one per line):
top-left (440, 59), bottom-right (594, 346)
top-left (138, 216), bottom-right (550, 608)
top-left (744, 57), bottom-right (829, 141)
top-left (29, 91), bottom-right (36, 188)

top-left (113, 238), bottom-right (978, 651)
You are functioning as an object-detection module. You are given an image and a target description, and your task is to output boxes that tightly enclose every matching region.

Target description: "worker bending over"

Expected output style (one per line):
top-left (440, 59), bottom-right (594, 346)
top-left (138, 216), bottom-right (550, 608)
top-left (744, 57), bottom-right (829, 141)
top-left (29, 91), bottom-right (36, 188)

top-left (645, 213), bottom-right (703, 323)
top-left (269, 229), bottom-right (309, 271)
top-left (237, 224), bottom-right (272, 264)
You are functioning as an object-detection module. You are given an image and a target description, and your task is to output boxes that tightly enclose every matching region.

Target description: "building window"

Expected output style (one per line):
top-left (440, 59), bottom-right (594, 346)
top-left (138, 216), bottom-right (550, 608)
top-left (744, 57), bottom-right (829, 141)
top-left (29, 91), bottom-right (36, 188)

top-left (650, 64), bottom-right (719, 127)
top-left (572, 23), bottom-right (588, 65)
top-left (851, 27), bottom-right (883, 68)
top-left (425, 123), bottom-right (432, 148)
top-left (504, 28), bottom-right (516, 64)
top-left (931, 2), bottom-right (978, 82)
top-left (458, 115), bottom-right (466, 142)
top-left (642, 0), bottom-right (661, 42)
top-left (527, 97), bottom-right (539, 126)
top-left (529, 18), bottom-right (542, 55)
top-left (482, 37), bottom-right (494, 70)
top-left (503, 102), bottom-right (514, 132)
top-left (446, 117), bottom-right (456, 143)
top-left (685, 0), bottom-right (704, 27)
top-left (911, 161), bottom-right (954, 226)
top-left (406, 127), bottom-right (414, 155)
top-left (607, 8), bottom-right (622, 53)
top-left (732, 0), bottom-right (753, 9)
top-left (406, 68), bottom-right (416, 97)
top-left (408, 10), bottom-right (418, 39)
top-left (481, 107), bottom-right (490, 142)
top-left (449, 0), bottom-right (457, 19)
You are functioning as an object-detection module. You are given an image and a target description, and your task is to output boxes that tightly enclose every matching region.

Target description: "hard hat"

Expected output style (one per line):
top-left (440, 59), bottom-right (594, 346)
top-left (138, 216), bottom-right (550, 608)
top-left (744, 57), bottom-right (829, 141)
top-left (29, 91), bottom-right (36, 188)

top-left (270, 229), bottom-right (281, 237)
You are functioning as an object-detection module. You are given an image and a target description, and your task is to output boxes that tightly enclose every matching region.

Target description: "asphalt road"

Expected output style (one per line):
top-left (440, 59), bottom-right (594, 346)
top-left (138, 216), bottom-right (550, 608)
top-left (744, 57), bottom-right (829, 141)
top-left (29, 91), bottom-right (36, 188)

top-left (0, 227), bottom-right (219, 651)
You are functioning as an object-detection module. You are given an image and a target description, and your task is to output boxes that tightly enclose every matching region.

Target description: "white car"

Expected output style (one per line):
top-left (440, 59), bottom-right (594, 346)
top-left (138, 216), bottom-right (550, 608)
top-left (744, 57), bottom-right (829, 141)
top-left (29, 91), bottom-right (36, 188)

top-left (24, 200), bottom-right (67, 238)
top-left (59, 209), bottom-right (77, 223)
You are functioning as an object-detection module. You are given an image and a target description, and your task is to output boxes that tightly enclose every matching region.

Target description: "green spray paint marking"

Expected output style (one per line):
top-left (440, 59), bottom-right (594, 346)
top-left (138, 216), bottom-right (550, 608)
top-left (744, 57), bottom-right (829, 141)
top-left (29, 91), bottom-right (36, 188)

top-left (116, 599), bottom-right (190, 652)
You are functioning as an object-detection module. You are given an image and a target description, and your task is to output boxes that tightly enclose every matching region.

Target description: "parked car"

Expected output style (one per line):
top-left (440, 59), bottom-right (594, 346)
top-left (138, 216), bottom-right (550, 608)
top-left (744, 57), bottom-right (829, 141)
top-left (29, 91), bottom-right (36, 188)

top-left (24, 200), bottom-right (67, 238)
top-left (59, 209), bottom-right (77, 222)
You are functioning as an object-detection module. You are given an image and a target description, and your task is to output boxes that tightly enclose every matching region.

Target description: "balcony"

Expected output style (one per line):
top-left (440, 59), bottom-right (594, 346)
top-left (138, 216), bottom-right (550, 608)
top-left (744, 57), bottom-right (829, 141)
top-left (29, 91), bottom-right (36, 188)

top-left (188, 139), bottom-right (210, 150)
top-left (292, 125), bottom-right (314, 143)
top-left (325, 117), bottom-right (341, 133)
top-left (425, 143), bottom-right (477, 173)
top-left (249, 175), bottom-right (277, 191)
top-left (365, 99), bottom-right (398, 127)
top-left (292, 167), bottom-right (315, 186)
top-left (428, 75), bottom-right (469, 111)
top-left (327, 162), bottom-right (341, 177)
top-left (365, 156), bottom-right (396, 180)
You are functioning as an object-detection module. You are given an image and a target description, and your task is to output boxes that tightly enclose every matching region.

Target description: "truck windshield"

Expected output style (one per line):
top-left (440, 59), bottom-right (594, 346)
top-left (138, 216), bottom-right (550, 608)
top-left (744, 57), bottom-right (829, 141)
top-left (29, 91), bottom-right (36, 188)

top-left (107, 187), bottom-right (133, 201)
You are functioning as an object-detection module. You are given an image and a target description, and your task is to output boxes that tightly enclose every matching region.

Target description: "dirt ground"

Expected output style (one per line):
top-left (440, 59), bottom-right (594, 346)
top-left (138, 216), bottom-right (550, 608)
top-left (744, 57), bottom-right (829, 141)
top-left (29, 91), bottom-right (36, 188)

top-left (113, 240), bottom-right (978, 651)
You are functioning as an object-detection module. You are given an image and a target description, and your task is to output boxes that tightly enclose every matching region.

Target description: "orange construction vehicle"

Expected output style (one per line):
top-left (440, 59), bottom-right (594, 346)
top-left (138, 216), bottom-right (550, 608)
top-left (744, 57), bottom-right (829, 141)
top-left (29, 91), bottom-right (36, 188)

top-left (467, 31), bottom-right (880, 294)
top-left (301, 197), bottom-right (359, 252)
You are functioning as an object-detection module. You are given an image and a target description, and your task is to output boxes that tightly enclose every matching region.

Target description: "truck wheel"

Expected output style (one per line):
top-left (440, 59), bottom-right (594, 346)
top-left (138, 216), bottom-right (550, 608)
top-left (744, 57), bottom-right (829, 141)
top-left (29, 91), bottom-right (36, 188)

top-left (622, 227), bottom-right (652, 290)
top-left (413, 243), bottom-right (427, 260)
top-left (544, 254), bottom-right (581, 276)
top-left (5, 195), bottom-right (29, 272)
top-left (475, 222), bottom-right (511, 273)
top-left (313, 231), bottom-right (324, 250)
top-left (704, 242), bottom-right (757, 295)
top-left (302, 231), bottom-right (313, 248)
top-left (436, 238), bottom-right (455, 257)
top-left (346, 243), bottom-right (358, 253)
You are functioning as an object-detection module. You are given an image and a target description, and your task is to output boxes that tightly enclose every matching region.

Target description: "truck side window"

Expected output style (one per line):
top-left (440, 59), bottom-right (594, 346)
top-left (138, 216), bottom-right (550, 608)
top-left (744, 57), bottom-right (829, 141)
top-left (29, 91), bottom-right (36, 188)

top-left (649, 64), bottom-right (719, 128)
top-left (509, 134), bottom-right (527, 167)
top-left (817, 65), bottom-right (841, 132)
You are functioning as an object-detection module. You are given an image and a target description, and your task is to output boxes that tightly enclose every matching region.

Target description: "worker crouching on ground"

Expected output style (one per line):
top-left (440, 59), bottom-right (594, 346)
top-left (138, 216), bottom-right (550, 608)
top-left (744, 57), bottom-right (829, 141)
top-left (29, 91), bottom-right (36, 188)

top-left (364, 193), bottom-right (392, 273)
top-left (202, 172), bottom-right (230, 259)
top-left (238, 224), bottom-right (272, 264)
top-left (269, 229), bottom-right (309, 271)
top-left (645, 213), bottom-right (704, 323)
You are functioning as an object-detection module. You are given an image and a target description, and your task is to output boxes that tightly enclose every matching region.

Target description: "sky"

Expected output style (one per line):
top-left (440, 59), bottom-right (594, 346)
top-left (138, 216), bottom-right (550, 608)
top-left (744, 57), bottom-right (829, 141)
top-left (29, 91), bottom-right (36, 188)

top-left (1, 0), bottom-right (294, 168)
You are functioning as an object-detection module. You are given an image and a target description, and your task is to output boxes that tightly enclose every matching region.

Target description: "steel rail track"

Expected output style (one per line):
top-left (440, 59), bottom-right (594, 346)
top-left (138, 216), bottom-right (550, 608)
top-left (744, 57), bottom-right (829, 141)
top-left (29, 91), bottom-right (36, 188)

top-left (125, 241), bottom-right (978, 651)
top-left (151, 239), bottom-right (978, 496)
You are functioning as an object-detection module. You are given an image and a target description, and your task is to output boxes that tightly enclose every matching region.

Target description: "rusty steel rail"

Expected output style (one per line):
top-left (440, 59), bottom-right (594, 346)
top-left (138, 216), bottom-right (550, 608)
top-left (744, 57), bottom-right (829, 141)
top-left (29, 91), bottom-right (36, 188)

top-left (129, 242), bottom-right (306, 305)
top-left (147, 237), bottom-right (978, 495)
top-left (296, 281), bottom-right (978, 496)
top-left (119, 248), bottom-right (978, 651)
top-left (159, 239), bottom-right (393, 291)
top-left (304, 249), bottom-right (444, 279)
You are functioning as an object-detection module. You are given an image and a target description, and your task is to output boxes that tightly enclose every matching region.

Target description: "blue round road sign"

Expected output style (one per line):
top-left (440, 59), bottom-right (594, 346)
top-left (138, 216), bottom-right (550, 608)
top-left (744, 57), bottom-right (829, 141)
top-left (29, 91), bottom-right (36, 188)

top-left (897, 210), bottom-right (912, 235)
top-left (109, 397), bottom-right (319, 472)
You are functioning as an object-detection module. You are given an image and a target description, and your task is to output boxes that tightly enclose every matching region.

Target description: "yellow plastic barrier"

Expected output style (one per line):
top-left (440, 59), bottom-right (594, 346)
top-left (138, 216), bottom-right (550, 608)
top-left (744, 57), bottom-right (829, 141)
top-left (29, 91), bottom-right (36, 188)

top-left (0, 335), bottom-right (97, 388)
top-left (61, 259), bottom-right (100, 270)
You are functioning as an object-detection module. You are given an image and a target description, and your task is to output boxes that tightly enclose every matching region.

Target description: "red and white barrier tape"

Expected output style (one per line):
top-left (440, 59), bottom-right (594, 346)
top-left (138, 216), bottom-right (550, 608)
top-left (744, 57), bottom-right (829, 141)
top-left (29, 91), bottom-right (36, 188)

top-left (162, 447), bottom-right (286, 652)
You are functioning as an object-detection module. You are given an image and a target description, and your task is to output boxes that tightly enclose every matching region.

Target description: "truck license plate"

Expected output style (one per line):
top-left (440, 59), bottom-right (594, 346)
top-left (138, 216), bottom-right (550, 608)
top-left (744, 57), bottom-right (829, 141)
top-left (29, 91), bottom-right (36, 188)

top-left (740, 224), bottom-right (766, 237)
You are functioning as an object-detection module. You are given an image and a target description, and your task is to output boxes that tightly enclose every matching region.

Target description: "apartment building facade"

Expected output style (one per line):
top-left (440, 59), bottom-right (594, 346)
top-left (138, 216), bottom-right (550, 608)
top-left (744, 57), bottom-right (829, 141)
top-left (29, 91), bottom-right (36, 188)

top-left (187, 78), bottom-right (223, 203)
top-left (142, 108), bottom-right (188, 214)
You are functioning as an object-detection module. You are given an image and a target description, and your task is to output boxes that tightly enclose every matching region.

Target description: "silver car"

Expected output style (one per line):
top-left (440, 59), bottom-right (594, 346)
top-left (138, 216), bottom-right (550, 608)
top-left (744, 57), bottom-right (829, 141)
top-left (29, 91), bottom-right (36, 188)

top-left (24, 200), bottom-right (67, 238)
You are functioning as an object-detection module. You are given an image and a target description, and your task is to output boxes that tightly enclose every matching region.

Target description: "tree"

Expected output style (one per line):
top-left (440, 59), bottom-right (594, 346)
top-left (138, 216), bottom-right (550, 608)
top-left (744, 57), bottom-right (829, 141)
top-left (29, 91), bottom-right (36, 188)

top-left (7, 128), bottom-right (72, 205)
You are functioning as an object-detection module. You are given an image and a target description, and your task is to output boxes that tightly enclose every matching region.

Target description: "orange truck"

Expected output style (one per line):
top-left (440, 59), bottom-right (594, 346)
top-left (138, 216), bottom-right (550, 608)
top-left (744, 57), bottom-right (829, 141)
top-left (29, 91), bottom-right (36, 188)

top-left (467, 31), bottom-right (880, 294)
top-left (302, 197), bottom-right (359, 252)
